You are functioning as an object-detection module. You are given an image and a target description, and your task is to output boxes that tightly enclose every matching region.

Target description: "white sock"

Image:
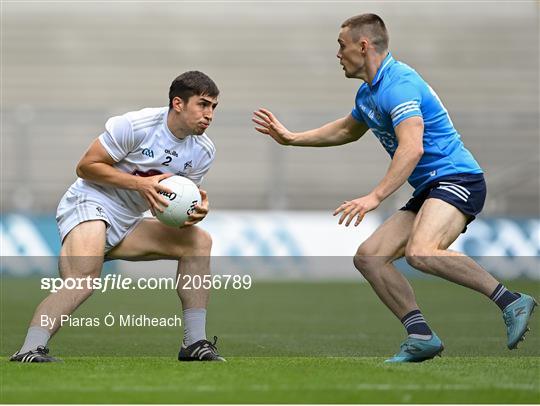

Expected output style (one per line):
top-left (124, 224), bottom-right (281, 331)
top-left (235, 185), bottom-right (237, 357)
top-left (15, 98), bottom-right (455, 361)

top-left (19, 326), bottom-right (51, 353)
top-left (183, 308), bottom-right (207, 346)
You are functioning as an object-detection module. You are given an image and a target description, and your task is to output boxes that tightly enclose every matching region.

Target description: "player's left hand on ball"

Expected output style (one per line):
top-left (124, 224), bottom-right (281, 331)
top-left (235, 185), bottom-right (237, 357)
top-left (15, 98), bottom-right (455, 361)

top-left (183, 189), bottom-right (209, 226)
top-left (333, 194), bottom-right (381, 227)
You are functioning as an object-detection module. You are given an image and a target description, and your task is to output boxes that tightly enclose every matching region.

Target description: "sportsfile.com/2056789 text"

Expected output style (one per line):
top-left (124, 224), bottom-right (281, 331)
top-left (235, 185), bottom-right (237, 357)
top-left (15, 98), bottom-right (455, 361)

top-left (40, 274), bottom-right (252, 293)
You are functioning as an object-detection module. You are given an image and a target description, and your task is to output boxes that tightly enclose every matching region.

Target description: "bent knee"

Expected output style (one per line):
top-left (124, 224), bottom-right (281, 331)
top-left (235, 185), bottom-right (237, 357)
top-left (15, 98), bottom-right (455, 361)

top-left (181, 226), bottom-right (212, 255)
top-left (404, 244), bottom-right (432, 270)
top-left (353, 245), bottom-right (374, 272)
top-left (59, 257), bottom-right (103, 280)
top-left (195, 228), bottom-right (212, 251)
top-left (353, 245), bottom-right (393, 276)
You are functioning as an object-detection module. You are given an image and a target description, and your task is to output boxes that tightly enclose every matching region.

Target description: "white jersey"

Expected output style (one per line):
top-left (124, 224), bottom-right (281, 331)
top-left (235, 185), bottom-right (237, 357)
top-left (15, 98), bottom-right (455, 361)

top-left (69, 107), bottom-right (216, 215)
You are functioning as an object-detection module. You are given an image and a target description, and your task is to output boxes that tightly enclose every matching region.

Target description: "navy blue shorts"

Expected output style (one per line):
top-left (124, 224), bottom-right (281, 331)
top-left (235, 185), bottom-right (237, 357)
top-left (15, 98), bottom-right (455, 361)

top-left (400, 173), bottom-right (486, 232)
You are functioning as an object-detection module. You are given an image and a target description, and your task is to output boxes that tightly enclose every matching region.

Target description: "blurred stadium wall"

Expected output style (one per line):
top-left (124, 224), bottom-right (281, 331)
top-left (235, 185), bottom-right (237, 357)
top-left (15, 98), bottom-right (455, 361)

top-left (1, 2), bottom-right (538, 275)
top-left (2, 2), bottom-right (538, 215)
top-left (2, 212), bottom-right (538, 280)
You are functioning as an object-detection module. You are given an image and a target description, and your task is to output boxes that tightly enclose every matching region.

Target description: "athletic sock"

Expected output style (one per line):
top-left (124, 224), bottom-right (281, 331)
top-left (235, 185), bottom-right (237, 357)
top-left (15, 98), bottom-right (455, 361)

top-left (490, 283), bottom-right (520, 311)
top-left (401, 310), bottom-right (432, 339)
top-left (19, 326), bottom-right (51, 353)
top-left (182, 308), bottom-right (207, 346)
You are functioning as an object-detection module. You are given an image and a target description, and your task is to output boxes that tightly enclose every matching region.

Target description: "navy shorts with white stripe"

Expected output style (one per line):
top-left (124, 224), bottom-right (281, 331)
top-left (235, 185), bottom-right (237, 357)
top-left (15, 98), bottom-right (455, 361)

top-left (400, 173), bottom-right (486, 232)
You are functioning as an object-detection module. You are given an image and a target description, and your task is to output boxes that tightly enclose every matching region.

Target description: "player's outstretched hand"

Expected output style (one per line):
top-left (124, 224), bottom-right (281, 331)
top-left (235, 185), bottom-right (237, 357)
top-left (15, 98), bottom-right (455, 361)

top-left (252, 108), bottom-right (294, 145)
top-left (333, 194), bottom-right (381, 227)
top-left (135, 173), bottom-right (174, 214)
top-left (184, 189), bottom-right (209, 227)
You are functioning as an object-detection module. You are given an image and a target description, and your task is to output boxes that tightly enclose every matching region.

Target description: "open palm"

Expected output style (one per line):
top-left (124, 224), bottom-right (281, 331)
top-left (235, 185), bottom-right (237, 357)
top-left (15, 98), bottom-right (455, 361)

top-left (252, 108), bottom-right (293, 145)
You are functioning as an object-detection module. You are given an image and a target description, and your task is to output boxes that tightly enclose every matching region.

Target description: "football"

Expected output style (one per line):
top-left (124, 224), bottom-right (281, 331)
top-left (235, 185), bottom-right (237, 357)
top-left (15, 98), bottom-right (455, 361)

top-left (155, 176), bottom-right (201, 227)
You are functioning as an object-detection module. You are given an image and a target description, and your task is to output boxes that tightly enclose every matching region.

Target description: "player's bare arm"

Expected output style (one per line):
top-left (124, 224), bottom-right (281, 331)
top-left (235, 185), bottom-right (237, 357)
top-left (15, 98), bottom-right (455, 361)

top-left (371, 116), bottom-right (424, 201)
top-left (333, 116), bottom-right (424, 227)
top-left (183, 189), bottom-right (209, 227)
top-left (76, 138), bottom-right (174, 213)
top-left (253, 109), bottom-right (368, 147)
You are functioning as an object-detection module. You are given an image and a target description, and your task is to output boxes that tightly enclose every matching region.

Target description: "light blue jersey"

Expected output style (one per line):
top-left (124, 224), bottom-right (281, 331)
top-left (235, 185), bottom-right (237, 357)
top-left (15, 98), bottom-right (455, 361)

top-left (351, 53), bottom-right (483, 195)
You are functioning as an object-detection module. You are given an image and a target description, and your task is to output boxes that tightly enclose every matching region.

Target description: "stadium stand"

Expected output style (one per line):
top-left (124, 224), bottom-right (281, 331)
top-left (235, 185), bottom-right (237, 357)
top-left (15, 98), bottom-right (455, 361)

top-left (2, 3), bottom-right (538, 215)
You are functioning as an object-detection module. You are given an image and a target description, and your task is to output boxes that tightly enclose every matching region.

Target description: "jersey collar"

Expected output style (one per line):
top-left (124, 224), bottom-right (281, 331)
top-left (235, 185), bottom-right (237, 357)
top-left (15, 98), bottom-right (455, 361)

top-left (371, 52), bottom-right (395, 87)
top-left (163, 108), bottom-right (188, 144)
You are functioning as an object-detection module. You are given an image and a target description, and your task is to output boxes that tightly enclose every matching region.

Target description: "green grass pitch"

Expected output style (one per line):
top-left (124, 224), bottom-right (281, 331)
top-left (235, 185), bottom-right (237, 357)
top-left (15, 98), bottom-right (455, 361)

top-left (1, 278), bottom-right (539, 403)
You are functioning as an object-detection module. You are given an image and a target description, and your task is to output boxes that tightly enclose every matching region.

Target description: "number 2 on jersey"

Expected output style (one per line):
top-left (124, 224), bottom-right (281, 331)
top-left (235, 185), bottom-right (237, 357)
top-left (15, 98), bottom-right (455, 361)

top-left (162, 156), bottom-right (172, 166)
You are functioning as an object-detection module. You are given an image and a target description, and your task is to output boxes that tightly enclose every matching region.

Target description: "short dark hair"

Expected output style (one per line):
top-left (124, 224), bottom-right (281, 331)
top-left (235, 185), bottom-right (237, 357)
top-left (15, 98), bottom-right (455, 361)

top-left (168, 71), bottom-right (219, 108)
top-left (341, 13), bottom-right (389, 53)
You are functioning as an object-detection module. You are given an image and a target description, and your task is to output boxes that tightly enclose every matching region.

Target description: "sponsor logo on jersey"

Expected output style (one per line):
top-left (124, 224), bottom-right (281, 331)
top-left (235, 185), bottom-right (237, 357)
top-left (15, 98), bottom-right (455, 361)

top-left (183, 160), bottom-right (193, 170)
top-left (133, 169), bottom-right (163, 177)
top-left (360, 103), bottom-right (382, 123)
top-left (142, 148), bottom-right (154, 158)
top-left (165, 149), bottom-right (178, 157)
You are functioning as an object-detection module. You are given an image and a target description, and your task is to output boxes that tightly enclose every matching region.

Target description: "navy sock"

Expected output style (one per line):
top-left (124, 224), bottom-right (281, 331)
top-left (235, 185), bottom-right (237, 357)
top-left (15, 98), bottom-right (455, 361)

top-left (490, 283), bottom-right (520, 311)
top-left (401, 310), bottom-right (432, 338)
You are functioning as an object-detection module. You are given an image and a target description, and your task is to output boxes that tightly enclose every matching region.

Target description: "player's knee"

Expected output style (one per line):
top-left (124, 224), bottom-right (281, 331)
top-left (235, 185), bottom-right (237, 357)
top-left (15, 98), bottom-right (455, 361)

top-left (182, 227), bottom-right (212, 255)
top-left (194, 227), bottom-right (212, 252)
top-left (59, 259), bottom-right (102, 282)
top-left (404, 244), bottom-right (431, 271)
top-left (353, 245), bottom-right (381, 277)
